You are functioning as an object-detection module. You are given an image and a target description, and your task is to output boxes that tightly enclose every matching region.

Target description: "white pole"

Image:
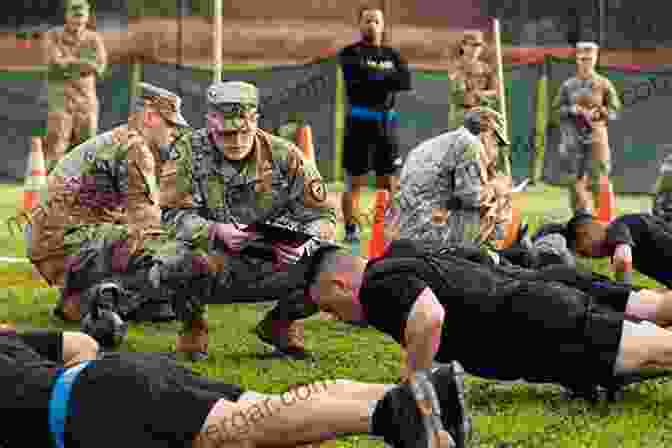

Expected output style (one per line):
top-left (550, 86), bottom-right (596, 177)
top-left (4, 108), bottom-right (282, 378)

top-left (493, 18), bottom-right (507, 139)
top-left (213, 0), bottom-right (222, 82)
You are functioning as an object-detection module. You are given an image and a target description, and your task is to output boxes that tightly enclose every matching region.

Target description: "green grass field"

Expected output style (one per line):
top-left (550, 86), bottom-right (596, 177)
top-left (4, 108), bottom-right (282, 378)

top-left (0, 181), bottom-right (669, 447)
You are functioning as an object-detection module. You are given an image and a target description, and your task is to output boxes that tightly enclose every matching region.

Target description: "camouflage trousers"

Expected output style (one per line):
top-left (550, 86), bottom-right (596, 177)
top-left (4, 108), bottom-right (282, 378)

top-left (189, 218), bottom-right (323, 324)
top-left (45, 108), bottom-right (98, 172)
top-left (559, 122), bottom-right (611, 214)
top-left (60, 223), bottom-right (211, 331)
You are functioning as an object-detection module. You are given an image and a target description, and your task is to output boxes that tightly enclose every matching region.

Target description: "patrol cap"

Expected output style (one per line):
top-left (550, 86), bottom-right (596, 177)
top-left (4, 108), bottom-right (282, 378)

top-left (66, 0), bottom-right (90, 17)
top-left (464, 106), bottom-right (509, 146)
top-left (134, 82), bottom-right (189, 127)
top-left (206, 81), bottom-right (259, 131)
top-left (576, 42), bottom-right (599, 53)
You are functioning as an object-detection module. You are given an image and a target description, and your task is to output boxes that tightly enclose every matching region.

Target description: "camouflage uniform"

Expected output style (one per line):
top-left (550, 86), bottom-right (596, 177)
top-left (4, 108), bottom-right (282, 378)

top-left (552, 46), bottom-right (621, 214)
top-left (448, 32), bottom-right (500, 130)
top-left (653, 152), bottom-right (672, 223)
top-left (162, 81), bottom-right (336, 355)
top-left (27, 83), bottom-right (189, 321)
top-left (44, 0), bottom-right (107, 171)
top-left (448, 60), bottom-right (499, 129)
top-left (397, 107), bottom-right (511, 251)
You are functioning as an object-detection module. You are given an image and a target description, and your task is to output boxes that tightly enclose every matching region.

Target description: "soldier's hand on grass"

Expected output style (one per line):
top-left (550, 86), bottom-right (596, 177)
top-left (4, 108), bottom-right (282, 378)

top-left (318, 221), bottom-right (336, 241)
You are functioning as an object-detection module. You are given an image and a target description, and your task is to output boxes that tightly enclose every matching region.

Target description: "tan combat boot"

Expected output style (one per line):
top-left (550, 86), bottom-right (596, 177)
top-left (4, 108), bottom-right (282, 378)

top-left (54, 289), bottom-right (82, 322)
top-left (176, 318), bottom-right (209, 362)
top-left (254, 314), bottom-right (308, 359)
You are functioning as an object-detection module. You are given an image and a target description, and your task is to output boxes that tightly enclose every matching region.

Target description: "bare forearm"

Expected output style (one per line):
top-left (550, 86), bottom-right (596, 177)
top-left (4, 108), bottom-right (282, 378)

top-left (404, 288), bottom-right (445, 375)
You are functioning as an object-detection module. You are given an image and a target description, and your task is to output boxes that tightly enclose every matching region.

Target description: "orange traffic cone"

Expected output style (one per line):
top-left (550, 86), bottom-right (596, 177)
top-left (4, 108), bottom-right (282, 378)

top-left (597, 175), bottom-right (616, 224)
top-left (23, 137), bottom-right (47, 212)
top-left (295, 124), bottom-right (315, 162)
top-left (498, 205), bottom-right (521, 249)
top-left (367, 190), bottom-right (390, 258)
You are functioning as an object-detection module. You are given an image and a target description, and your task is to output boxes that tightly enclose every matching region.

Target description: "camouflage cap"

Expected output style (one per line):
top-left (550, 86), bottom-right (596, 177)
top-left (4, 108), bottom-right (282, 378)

top-left (464, 106), bottom-right (509, 146)
top-left (206, 81), bottom-right (259, 131)
top-left (134, 82), bottom-right (189, 127)
top-left (65, 0), bottom-right (90, 16)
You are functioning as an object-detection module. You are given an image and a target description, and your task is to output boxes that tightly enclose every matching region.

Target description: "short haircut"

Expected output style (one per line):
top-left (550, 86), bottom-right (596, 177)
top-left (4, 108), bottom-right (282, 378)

top-left (563, 212), bottom-right (594, 251)
top-left (358, 4), bottom-right (383, 20)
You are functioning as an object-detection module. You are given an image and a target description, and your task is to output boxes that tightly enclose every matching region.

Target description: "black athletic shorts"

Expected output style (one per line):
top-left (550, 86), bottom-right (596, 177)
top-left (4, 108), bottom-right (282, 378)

top-left (343, 114), bottom-right (401, 176)
top-left (66, 352), bottom-right (244, 448)
top-left (438, 279), bottom-right (624, 389)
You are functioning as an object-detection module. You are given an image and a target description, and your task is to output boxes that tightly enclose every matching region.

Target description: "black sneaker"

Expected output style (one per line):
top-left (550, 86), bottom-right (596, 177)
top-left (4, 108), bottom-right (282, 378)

top-left (429, 362), bottom-right (471, 447)
top-left (371, 370), bottom-right (459, 448)
top-left (344, 223), bottom-right (360, 243)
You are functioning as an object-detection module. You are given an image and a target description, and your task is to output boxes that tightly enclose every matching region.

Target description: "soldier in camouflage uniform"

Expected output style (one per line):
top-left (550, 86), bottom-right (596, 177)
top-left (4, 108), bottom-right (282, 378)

top-left (162, 81), bottom-right (337, 359)
top-left (26, 82), bottom-right (189, 322)
top-left (653, 151), bottom-right (672, 223)
top-left (448, 31), bottom-right (501, 131)
top-left (552, 42), bottom-right (621, 216)
top-left (43, 0), bottom-right (107, 172)
top-left (396, 107), bottom-right (512, 251)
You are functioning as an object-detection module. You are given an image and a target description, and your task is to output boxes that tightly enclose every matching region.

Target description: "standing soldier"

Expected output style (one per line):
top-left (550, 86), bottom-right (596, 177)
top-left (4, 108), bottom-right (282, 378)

top-left (43, 0), bottom-right (107, 171)
top-left (26, 83), bottom-right (188, 322)
top-left (653, 151), bottom-right (672, 223)
top-left (337, 5), bottom-right (412, 243)
top-left (552, 42), bottom-right (621, 216)
top-left (448, 31), bottom-right (501, 130)
top-left (396, 107), bottom-right (512, 252)
top-left (161, 81), bottom-right (337, 360)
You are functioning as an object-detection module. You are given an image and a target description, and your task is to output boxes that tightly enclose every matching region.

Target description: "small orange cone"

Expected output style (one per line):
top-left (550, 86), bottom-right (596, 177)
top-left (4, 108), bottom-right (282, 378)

top-left (295, 124), bottom-right (315, 162)
top-left (22, 137), bottom-right (47, 212)
top-left (367, 190), bottom-right (390, 258)
top-left (498, 205), bottom-right (521, 249)
top-left (597, 175), bottom-right (616, 224)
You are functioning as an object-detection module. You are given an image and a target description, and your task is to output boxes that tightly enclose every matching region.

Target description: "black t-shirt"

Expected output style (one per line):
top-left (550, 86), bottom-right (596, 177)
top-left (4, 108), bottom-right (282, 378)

top-left (357, 240), bottom-right (620, 384)
top-left (605, 213), bottom-right (672, 287)
top-left (0, 330), bottom-right (64, 447)
top-left (358, 240), bottom-right (525, 360)
top-left (338, 41), bottom-right (411, 110)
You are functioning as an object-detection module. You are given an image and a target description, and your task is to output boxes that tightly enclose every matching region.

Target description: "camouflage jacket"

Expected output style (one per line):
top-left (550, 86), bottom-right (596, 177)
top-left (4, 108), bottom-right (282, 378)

top-left (30, 125), bottom-right (163, 262)
top-left (162, 128), bottom-right (336, 250)
top-left (552, 73), bottom-right (621, 142)
top-left (44, 26), bottom-right (107, 113)
top-left (653, 152), bottom-right (672, 223)
top-left (396, 127), bottom-right (511, 248)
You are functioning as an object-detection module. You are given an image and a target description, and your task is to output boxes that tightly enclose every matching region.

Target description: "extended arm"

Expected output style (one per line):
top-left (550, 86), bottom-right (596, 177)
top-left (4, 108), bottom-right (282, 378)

top-left (404, 287), bottom-right (445, 376)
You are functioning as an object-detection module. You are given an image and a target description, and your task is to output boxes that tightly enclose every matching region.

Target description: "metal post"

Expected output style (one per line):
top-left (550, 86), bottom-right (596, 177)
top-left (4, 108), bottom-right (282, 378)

top-left (598, 0), bottom-right (606, 47)
top-left (213, 0), bottom-right (222, 82)
top-left (177, 0), bottom-right (184, 96)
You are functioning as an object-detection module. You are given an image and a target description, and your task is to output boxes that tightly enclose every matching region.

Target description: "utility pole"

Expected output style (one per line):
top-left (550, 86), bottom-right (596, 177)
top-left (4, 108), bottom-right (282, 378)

top-left (598, 0), bottom-right (606, 47)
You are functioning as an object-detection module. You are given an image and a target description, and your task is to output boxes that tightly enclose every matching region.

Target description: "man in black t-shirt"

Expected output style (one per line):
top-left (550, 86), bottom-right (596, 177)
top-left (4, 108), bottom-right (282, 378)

top-left (564, 211), bottom-right (672, 287)
top-left (0, 328), bottom-right (468, 448)
top-left (305, 238), bottom-right (672, 395)
top-left (338, 5), bottom-right (412, 243)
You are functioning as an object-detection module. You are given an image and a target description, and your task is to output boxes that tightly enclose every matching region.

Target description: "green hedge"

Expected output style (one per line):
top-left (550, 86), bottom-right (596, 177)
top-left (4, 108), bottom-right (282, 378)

top-left (126, 0), bottom-right (213, 18)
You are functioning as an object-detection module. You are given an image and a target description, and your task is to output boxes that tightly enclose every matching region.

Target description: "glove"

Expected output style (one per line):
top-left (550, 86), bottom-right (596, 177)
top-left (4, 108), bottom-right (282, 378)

top-left (209, 223), bottom-right (257, 252)
top-left (273, 242), bottom-right (308, 267)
